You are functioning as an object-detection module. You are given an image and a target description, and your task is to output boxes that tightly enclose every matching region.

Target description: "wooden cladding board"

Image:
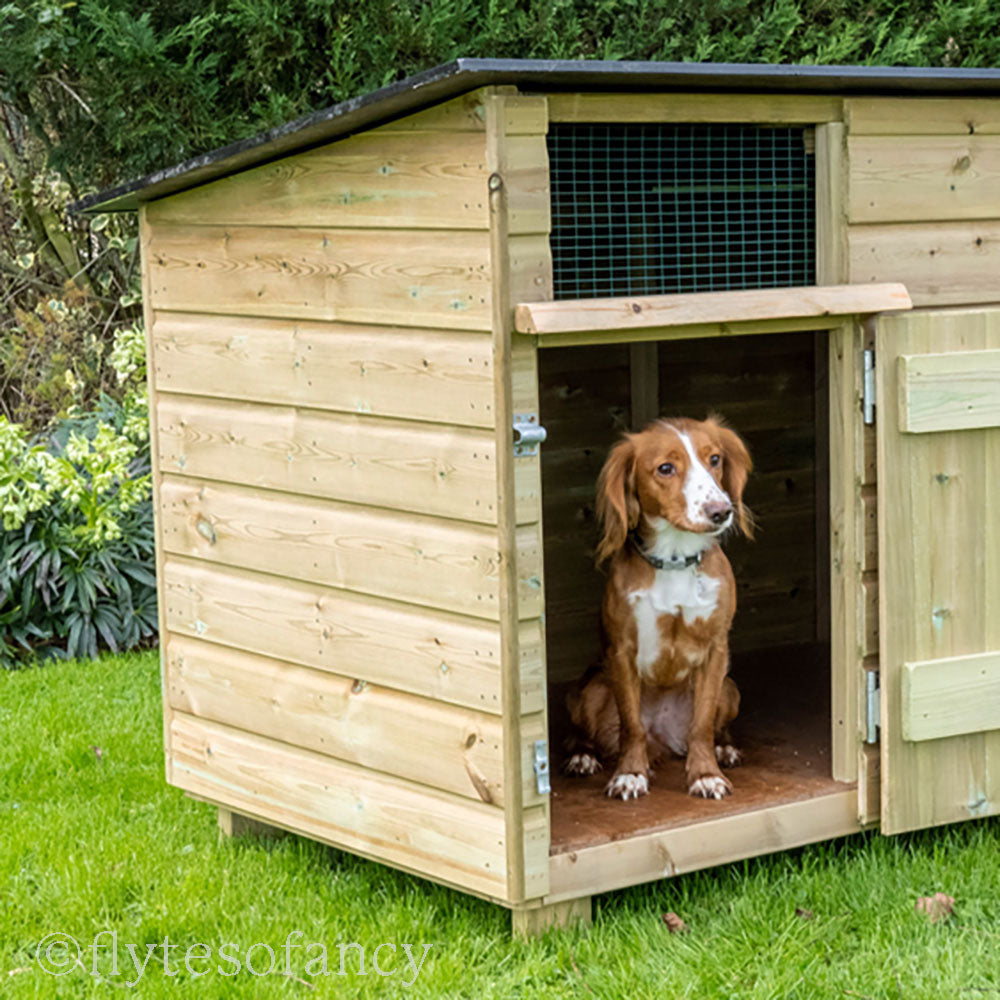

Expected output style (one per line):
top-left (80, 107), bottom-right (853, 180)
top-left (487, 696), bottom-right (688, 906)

top-left (170, 712), bottom-right (509, 900)
top-left (161, 557), bottom-right (544, 715)
top-left (845, 97), bottom-right (1000, 135)
top-left (158, 477), bottom-right (541, 622)
top-left (902, 650), bottom-right (1000, 743)
top-left (897, 349), bottom-right (1000, 433)
top-left (145, 224), bottom-right (492, 330)
top-left (156, 394), bottom-right (512, 525)
top-left (546, 789), bottom-right (860, 902)
top-left (151, 313), bottom-right (495, 429)
top-left (848, 220), bottom-right (1000, 307)
top-left (845, 103), bottom-right (1000, 307)
top-left (375, 92), bottom-right (491, 132)
top-left (146, 130), bottom-right (489, 230)
top-left (849, 135), bottom-right (1000, 224)
top-left (546, 92), bottom-right (842, 124)
top-left (516, 284), bottom-right (911, 336)
top-left (164, 635), bottom-right (512, 805)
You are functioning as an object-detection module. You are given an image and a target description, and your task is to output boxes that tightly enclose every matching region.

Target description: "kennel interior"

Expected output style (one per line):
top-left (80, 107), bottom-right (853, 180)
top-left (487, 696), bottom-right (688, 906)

top-left (540, 329), bottom-right (842, 854)
top-left (76, 60), bottom-right (1000, 936)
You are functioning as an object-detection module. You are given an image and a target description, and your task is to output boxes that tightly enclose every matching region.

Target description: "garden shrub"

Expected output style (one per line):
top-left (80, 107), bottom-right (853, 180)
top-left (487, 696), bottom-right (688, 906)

top-left (0, 159), bottom-right (140, 434)
top-left (0, 324), bottom-right (156, 667)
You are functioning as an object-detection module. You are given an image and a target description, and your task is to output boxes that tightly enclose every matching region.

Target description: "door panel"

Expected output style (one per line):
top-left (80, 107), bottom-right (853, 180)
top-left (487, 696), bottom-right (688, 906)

top-left (877, 308), bottom-right (1000, 834)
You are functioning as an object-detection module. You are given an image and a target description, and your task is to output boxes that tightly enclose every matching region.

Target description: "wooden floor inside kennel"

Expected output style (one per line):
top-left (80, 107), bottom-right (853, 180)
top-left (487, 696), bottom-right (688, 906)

top-left (549, 643), bottom-right (848, 854)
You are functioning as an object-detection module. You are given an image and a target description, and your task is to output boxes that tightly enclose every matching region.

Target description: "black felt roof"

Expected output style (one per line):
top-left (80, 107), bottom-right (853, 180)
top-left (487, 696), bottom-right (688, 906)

top-left (73, 57), bottom-right (1000, 213)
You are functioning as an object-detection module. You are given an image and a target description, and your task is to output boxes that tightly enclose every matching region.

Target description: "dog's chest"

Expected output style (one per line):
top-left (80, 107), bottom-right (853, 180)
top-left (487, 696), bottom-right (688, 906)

top-left (628, 570), bottom-right (721, 680)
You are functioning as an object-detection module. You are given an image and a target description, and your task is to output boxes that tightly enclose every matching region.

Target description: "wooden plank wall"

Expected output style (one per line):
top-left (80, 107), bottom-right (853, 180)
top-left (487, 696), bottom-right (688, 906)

top-left (845, 98), bottom-right (1000, 306)
top-left (539, 345), bottom-right (631, 686)
top-left (143, 90), bottom-right (546, 903)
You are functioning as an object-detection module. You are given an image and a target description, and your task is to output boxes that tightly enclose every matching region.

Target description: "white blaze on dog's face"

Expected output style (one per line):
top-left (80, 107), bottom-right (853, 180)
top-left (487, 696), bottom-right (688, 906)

top-left (674, 427), bottom-right (732, 531)
top-left (632, 421), bottom-right (736, 535)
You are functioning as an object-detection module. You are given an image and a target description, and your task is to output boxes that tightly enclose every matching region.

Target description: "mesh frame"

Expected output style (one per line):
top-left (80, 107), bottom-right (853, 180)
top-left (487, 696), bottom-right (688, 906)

top-left (547, 123), bottom-right (816, 300)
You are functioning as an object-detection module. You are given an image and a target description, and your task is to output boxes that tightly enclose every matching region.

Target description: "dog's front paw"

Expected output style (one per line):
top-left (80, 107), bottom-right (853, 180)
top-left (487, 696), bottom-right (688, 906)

top-left (565, 752), bottom-right (602, 776)
top-left (715, 744), bottom-right (743, 768)
top-left (605, 772), bottom-right (649, 801)
top-left (688, 773), bottom-right (732, 799)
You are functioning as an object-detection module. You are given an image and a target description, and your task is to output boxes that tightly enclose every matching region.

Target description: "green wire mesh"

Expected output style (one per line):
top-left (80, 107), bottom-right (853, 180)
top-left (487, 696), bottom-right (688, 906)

top-left (547, 123), bottom-right (815, 300)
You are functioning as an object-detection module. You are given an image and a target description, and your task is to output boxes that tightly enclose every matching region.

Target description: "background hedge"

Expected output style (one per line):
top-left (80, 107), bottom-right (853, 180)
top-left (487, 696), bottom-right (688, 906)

top-left (4, 0), bottom-right (1000, 196)
top-left (1, 0), bottom-right (998, 662)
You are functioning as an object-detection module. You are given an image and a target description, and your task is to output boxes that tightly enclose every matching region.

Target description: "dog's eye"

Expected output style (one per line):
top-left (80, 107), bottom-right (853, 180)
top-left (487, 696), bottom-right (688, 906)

top-left (657, 462), bottom-right (675, 476)
top-left (709, 454), bottom-right (721, 467)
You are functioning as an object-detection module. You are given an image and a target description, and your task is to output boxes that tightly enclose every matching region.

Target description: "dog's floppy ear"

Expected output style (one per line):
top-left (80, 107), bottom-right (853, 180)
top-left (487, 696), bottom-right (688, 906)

top-left (595, 436), bottom-right (640, 565)
top-left (711, 419), bottom-right (754, 539)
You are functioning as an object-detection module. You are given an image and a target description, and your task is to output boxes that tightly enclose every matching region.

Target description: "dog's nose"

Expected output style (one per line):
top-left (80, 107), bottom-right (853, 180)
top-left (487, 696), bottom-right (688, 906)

top-left (704, 500), bottom-right (733, 525)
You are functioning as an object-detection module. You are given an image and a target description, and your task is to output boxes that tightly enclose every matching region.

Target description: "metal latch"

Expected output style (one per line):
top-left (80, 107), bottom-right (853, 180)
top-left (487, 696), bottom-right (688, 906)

top-left (866, 669), bottom-right (880, 744)
top-left (532, 739), bottom-right (551, 795)
top-left (513, 413), bottom-right (547, 457)
top-left (863, 349), bottom-right (876, 426)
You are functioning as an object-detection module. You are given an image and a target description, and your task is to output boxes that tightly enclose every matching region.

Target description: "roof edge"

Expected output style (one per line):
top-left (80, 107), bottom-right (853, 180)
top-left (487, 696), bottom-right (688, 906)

top-left (71, 59), bottom-right (477, 213)
top-left (72, 57), bottom-right (1000, 214)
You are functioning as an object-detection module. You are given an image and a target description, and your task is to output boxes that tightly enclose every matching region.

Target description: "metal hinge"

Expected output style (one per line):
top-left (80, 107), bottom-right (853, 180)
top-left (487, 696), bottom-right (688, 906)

top-left (863, 348), bottom-right (876, 426)
top-left (866, 670), bottom-right (880, 744)
top-left (532, 739), bottom-right (551, 795)
top-left (513, 413), bottom-right (547, 457)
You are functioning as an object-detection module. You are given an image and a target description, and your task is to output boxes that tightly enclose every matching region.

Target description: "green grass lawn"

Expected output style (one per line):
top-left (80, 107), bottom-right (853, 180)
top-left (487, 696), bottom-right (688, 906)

top-left (3, 650), bottom-right (1000, 998)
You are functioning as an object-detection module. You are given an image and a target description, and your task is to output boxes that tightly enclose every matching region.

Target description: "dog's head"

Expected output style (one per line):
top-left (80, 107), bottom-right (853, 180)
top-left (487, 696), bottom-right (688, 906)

top-left (595, 415), bottom-right (753, 565)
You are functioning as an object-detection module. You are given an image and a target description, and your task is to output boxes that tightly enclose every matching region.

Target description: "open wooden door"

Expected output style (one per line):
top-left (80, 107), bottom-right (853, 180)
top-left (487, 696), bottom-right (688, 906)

top-left (876, 308), bottom-right (1000, 835)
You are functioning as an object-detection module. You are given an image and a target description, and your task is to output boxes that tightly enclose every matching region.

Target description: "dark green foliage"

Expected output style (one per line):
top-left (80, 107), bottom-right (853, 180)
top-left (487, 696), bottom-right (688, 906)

top-left (0, 498), bottom-right (156, 666)
top-left (0, 397), bottom-right (156, 668)
top-left (3, 0), bottom-right (1000, 195)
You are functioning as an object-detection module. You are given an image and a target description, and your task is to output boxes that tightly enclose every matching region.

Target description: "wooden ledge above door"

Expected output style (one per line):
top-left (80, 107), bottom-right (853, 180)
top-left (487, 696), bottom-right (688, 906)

top-left (514, 283), bottom-right (912, 348)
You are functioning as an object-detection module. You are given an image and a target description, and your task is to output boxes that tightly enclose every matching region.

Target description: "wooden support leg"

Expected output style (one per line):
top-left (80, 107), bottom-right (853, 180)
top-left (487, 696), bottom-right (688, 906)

top-left (218, 807), bottom-right (285, 841)
top-left (511, 897), bottom-right (592, 938)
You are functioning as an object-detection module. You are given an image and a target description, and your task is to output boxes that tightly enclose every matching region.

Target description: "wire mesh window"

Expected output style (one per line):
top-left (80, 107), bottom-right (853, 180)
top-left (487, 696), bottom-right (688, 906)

top-left (548, 123), bottom-right (815, 300)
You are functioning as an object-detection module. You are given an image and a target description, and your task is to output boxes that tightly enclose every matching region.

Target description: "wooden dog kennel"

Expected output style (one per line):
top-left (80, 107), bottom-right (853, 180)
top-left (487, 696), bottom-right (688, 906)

top-left (77, 60), bottom-right (1000, 935)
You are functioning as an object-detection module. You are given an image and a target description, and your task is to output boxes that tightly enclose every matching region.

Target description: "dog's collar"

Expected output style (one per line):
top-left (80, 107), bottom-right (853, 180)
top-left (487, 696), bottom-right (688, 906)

top-left (628, 531), bottom-right (702, 571)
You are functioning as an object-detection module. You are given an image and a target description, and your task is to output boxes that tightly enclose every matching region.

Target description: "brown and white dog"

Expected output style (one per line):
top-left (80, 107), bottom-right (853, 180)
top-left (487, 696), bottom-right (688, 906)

top-left (565, 416), bottom-right (753, 801)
